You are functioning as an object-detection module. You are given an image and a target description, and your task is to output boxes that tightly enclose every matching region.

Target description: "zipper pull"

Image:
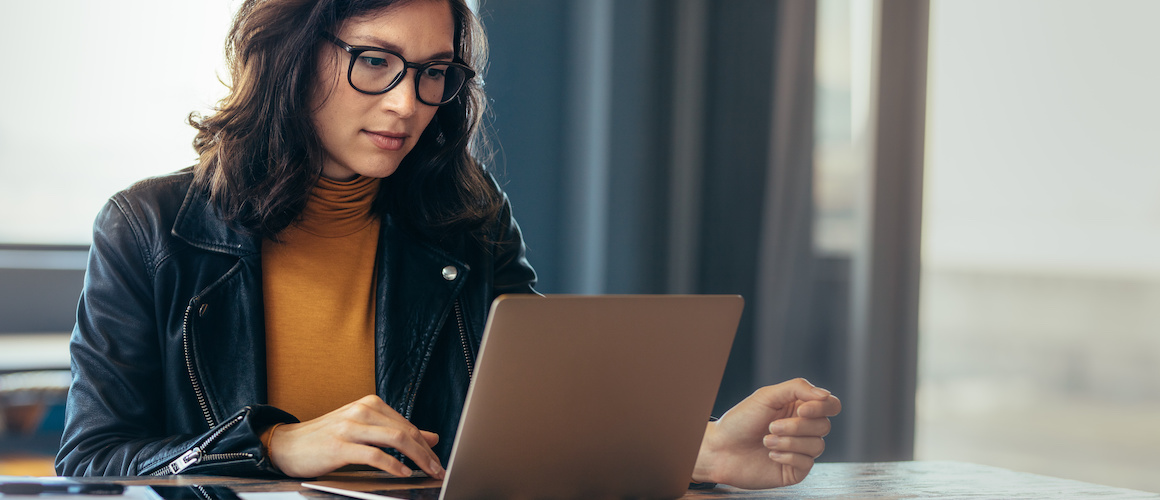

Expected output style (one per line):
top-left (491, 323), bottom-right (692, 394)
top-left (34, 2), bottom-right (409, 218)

top-left (168, 447), bottom-right (202, 474)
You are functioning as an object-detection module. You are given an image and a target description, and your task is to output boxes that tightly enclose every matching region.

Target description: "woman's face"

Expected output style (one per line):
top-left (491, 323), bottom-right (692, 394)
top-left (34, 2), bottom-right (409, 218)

top-left (312, 0), bottom-right (453, 181)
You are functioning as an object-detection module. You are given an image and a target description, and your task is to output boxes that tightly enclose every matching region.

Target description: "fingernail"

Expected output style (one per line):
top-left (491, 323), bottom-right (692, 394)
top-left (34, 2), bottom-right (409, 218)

top-left (763, 435), bottom-right (778, 448)
top-left (769, 422), bottom-right (785, 434)
top-left (431, 461), bottom-right (445, 478)
top-left (812, 387), bottom-right (831, 398)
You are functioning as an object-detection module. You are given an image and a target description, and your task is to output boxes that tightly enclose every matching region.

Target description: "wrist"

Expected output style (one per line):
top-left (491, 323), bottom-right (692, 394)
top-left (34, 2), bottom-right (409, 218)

top-left (261, 423), bottom-right (288, 474)
top-left (691, 420), bottom-right (719, 484)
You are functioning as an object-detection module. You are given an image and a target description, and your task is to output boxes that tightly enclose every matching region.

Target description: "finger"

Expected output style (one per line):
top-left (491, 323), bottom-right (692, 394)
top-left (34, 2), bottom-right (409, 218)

top-left (750, 378), bottom-right (833, 411)
top-left (768, 451), bottom-right (815, 485)
top-left (337, 400), bottom-right (443, 473)
top-left (769, 416), bottom-right (832, 438)
top-left (420, 430), bottom-right (440, 447)
top-left (346, 442), bottom-right (414, 478)
top-left (795, 395), bottom-right (842, 418)
top-left (357, 423), bottom-right (444, 478)
top-left (763, 435), bottom-right (826, 458)
top-left (332, 420), bottom-right (439, 474)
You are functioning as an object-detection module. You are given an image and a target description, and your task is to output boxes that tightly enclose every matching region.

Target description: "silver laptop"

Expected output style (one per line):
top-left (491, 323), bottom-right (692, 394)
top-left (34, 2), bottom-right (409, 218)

top-left (307, 294), bottom-right (742, 500)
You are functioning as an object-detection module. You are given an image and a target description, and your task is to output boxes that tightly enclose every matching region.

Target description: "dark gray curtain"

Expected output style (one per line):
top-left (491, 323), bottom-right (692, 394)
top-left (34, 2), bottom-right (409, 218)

top-left (483, 0), bottom-right (929, 462)
top-left (843, 0), bottom-right (930, 462)
top-left (482, 0), bottom-right (856, 458)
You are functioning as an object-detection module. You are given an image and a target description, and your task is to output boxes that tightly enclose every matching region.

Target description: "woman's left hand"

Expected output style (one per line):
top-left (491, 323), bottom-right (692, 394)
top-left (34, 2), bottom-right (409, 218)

top-left (691, 378), bottom-right (842, 489)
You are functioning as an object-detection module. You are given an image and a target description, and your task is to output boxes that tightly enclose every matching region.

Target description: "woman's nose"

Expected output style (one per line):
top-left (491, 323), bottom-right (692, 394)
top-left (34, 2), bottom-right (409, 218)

top-left (379, 70), bottom-right (420, 117)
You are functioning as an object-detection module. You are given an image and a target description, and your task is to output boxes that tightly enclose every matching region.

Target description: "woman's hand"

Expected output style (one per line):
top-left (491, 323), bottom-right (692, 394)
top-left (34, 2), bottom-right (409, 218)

top-left (265, 395), bottom-right (444, 479)
top-left (692, 378), bottom-right (841, 489)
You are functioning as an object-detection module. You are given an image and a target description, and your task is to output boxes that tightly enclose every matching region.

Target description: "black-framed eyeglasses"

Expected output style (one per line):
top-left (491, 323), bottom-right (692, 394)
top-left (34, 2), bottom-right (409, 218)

top-left (324, 33), bottom-right (476, 106)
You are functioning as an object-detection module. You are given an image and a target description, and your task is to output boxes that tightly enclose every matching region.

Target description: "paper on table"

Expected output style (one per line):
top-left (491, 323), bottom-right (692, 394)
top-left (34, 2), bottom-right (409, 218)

top-left (301, 477), bottom-right (443, 500)
top-left (0, 483), bottom-right (151, 500)
top-left (237, 492), bottom-right (311, 500)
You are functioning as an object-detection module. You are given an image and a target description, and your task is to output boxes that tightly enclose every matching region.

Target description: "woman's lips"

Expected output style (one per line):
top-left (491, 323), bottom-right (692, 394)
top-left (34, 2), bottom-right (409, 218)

top-left (364, 130), bottom-right (407, 151)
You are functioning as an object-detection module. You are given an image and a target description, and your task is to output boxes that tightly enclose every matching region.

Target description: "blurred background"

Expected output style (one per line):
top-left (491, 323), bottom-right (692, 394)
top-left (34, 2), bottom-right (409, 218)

top-left (0, 0), bottom-right (1156, 493)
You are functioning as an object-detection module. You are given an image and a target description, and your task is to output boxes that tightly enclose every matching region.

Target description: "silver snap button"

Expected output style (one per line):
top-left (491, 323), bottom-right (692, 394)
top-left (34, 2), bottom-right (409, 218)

top-left (198, 303), bottom-right (209, 316)
top-left (441, 265), bottom-right (458, 281)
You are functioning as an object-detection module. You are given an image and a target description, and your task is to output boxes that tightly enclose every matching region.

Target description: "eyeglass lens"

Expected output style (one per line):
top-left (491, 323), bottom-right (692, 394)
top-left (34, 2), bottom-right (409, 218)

top-left (351, 50), bottom-right (467, 105)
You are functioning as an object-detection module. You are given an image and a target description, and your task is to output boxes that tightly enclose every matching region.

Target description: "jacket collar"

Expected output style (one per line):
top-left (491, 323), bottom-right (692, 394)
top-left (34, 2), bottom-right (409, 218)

top-left (168, 177), bottom-right (471, 270)
top-left (171, 184), bottom-right (262, 256)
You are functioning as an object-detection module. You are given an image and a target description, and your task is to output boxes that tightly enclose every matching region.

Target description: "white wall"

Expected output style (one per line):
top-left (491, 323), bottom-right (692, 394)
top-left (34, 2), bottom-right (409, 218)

top-left (923, 0), bottom-right (1160, 277)
top-left (0, 2), bottom-right (237, 244)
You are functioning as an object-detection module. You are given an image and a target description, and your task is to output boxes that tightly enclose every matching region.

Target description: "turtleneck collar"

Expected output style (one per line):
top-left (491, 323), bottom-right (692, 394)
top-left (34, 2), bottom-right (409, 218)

top-left (294, 175), bottom-right (381, 238)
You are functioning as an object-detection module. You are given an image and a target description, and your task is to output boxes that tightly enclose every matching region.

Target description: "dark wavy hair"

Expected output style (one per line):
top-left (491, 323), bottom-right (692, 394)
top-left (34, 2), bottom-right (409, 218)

top-left (189, 0), bottom-right (499, 240)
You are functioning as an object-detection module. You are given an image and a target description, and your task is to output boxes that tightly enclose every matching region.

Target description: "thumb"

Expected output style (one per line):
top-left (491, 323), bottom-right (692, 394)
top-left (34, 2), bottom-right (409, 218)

top-left (752, 378), bottom-right (831, 410)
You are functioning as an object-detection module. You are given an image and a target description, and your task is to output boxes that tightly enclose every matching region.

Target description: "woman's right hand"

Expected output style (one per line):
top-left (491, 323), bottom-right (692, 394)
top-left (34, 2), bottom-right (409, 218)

top-left (265, 395), bottom-right (444, 479)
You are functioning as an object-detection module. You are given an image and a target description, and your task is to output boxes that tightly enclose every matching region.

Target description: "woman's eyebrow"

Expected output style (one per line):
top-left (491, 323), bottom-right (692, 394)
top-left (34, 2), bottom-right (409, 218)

top-left (350, 35), bottom-right (455, 61)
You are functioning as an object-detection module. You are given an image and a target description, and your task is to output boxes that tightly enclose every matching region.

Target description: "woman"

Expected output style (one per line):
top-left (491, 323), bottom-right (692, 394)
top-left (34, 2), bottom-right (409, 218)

top-left (56, 0), bottom-right (840, 489)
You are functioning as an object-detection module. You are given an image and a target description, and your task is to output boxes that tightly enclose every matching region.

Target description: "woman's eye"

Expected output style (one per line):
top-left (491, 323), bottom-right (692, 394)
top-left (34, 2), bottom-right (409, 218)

top-left (423, 67), bottom-right (446, 79)
top-left (359, 56), bottom-right (389, 68)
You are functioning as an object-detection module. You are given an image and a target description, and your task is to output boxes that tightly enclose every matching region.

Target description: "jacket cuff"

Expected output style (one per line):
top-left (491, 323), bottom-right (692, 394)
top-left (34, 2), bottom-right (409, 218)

top-left (155, 405), bottom-right (298, 477)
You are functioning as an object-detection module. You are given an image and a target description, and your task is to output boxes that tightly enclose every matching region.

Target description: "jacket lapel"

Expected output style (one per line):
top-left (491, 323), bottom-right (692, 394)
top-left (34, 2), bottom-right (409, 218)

top-left (376, 216), bottom-right (470, 418)
top-left (172, 186), bottom-right (259, 256)
top-left (171, 185), bottom-right (266, 423)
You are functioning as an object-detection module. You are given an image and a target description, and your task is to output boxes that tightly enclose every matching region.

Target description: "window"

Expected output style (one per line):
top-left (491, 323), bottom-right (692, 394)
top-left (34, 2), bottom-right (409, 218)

top-left (0, 1), bottom-right (236, 244)
top-left (918, 0), bottom-right (1160, 492)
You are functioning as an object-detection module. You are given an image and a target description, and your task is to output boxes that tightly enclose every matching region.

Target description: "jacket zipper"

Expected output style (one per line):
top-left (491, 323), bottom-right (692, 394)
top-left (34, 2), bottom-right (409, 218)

top-left (455, 300), bottom-right (474, 381)
top-left (191, 485), bottom-right (216, 500)
top-left (151, 413), bottom-right (251, 475)
top-left (403, 298), bottom-right (471, 419)
top-left (183, 300), bottom-right (216, 429)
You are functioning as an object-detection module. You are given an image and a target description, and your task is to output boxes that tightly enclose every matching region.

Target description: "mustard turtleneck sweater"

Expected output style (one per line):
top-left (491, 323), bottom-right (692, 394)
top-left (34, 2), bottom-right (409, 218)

top-left (262, 175), bottom-right (381, 422)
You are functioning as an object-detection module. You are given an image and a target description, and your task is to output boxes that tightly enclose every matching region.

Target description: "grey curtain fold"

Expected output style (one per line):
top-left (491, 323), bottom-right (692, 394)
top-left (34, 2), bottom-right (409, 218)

top-left (560, 0), bottom-right (613, 294)
top-left (844, 0), bottom-right (930, 461)
top-left (754, 0), bottom-right (819, 388)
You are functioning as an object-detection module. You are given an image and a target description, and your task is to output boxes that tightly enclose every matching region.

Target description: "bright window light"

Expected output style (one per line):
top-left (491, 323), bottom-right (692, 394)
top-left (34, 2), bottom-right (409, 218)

top-left (0, 1), bottom-right (238, 244)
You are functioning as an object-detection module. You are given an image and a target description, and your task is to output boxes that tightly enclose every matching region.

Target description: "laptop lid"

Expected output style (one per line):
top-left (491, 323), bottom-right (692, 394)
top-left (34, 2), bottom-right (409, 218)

top-left (440, 294), bottom-right (742, 500)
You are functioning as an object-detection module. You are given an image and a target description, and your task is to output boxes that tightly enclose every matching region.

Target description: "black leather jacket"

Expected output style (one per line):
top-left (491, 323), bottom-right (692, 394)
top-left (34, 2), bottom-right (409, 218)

top-left (55, 169), bottom-right (537, 476)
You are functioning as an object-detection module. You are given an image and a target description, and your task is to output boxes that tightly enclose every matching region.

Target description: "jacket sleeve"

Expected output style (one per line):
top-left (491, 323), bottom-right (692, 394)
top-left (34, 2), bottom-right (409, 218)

top-left (55, 196), bottom-right (295, 477)
top-left (490, 190), bottom-right (539, 297)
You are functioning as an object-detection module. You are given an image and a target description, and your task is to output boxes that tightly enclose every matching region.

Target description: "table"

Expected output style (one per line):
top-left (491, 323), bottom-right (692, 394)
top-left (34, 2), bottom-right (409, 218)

top-left (44, 461), bottom-right (1159, 499)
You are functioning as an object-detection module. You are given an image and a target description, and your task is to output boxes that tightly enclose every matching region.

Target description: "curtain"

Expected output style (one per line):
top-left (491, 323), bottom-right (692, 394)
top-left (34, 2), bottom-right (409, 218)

top-left (482, 0), bottom-right (927, 462)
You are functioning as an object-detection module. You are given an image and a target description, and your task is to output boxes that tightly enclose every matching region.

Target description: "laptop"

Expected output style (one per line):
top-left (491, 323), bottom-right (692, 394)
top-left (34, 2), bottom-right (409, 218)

top-left (304, 294), bottom-right (742, 500)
